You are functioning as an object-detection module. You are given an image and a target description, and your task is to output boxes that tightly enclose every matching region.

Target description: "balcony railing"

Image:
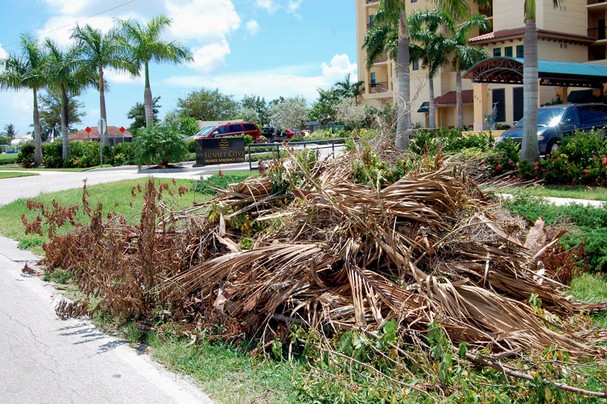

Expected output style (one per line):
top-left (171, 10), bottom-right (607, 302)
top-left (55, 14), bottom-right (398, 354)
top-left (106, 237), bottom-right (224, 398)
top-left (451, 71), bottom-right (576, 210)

top-left (366, 0), bottom-right (379, 3)
top-left (369, 81), bottom-right (389, 94)
top-left (588, 0), bottom-right (606, 5)
top-left (588, 27), bottom-right (607, 40)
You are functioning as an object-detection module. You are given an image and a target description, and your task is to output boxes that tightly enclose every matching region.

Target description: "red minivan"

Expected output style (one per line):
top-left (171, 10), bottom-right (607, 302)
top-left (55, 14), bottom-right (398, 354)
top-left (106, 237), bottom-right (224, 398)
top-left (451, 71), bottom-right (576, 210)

top-left (191, 121), bottom-right (262, 142)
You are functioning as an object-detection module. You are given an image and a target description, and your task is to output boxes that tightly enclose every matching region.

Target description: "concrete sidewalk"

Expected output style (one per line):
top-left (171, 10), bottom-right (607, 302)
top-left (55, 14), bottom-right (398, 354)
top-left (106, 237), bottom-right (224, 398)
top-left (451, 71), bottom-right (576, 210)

top-left (498, 193), bottom-right (606, 208)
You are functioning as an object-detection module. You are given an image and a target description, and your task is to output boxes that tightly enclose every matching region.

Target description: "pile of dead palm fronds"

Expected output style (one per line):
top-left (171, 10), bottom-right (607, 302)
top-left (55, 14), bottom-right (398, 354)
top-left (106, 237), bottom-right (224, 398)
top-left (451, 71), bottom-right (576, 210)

top-left (32, 141), bottom-right (607, 398)
top-left (158, 148), bottom-right (602, 363)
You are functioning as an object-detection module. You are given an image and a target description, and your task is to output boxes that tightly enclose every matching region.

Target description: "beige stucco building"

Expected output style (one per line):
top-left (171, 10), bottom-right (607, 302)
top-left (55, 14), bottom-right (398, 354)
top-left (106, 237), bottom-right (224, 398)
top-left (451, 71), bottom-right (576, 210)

top-left (356, 0), bottom-right (607, 129)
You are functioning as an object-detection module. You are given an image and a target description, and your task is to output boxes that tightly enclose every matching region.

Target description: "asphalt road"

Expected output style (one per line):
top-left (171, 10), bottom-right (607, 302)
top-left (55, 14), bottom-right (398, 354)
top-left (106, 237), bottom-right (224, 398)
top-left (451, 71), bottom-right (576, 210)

top-left (0, 164), bottom-right (234, 403)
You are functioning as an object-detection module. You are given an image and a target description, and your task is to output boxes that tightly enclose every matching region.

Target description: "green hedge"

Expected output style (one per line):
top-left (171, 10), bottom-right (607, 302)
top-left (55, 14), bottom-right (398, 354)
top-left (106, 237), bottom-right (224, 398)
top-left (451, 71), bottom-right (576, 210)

top-left (17, 141), bottom-right (135, 168)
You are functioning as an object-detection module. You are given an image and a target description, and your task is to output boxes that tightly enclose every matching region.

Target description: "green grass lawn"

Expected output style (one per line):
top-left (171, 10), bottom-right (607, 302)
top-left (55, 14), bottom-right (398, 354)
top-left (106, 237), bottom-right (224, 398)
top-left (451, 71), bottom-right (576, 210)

top-left (0, 154), bottom-right (19, 165)
top-left (489, 184), bottom-right (607, 201)
top-left (0, 171), bottom-right (38, 179)
top-left (0, 178), bottom-right (209, 254)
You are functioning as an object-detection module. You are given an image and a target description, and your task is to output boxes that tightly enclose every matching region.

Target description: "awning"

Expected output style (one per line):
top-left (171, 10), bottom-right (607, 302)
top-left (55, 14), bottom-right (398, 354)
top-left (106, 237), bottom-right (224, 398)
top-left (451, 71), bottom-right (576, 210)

top-left (464, 57), bottom-right (607, 88)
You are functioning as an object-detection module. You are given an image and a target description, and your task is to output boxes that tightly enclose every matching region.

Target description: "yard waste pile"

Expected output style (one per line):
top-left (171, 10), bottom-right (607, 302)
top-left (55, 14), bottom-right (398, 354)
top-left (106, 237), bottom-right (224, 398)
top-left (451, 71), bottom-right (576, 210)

top-left (32, 144), bottom-right (606, 397)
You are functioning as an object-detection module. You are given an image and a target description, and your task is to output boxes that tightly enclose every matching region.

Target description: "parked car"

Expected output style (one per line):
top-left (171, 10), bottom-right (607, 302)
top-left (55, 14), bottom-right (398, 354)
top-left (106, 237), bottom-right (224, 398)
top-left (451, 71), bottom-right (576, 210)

top-left (498, 103), bottom-right (607, 155)
top-left (190, 121), bottom-right (262, 142)
top-left (261, 127), bottom-right (300, 142)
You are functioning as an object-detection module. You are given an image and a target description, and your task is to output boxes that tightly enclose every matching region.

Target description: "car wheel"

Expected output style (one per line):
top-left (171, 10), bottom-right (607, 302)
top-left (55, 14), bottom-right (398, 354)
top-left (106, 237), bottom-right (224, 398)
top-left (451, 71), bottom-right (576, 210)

top-left (545, 140), bottom-right (559, 155)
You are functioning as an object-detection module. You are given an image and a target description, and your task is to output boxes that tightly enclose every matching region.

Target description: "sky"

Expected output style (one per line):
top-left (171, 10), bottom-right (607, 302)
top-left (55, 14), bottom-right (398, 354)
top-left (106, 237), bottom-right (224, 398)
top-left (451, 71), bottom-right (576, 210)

top-left (0, 0), bottom-right (357, 136)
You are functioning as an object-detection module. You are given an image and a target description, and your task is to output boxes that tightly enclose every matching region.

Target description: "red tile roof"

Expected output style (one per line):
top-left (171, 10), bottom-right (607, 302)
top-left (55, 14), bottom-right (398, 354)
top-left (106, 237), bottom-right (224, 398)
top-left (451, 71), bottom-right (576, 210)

top-left (469, 28), bottom-right (594, 45)
top-left (69, 126), bottom-right (133, 141)
top-left (434, 90), bottom-right (473, 106)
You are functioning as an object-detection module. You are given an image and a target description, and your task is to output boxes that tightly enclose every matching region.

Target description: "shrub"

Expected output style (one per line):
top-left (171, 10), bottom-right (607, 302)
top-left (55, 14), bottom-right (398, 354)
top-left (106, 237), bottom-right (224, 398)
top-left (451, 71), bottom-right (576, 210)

top-left (17, 142), bottom-right (36, 167)
top-left (410, 128), bottom-right (492, 156)
top-left (105, 142), bottom-right (135, 166)
top-left (134, 123), bottom-right (188, 167)
top-left (69, 141), bottom-right (101, 168)
top-left (42, 142), bottom-right (64, 168)
top-left (481, 139), bottom-right (520, 176)
top-left (537, 130), bottom-right (607, 185)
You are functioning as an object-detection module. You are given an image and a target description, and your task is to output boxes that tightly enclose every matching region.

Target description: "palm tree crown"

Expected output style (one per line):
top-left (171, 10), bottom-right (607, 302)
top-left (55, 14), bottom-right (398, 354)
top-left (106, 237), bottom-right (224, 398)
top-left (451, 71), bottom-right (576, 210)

top-left (0, 34), bottom-right (47, 165)
top-left (117, 15), bottom-right (192, 127)
top-left (71, 24), bottom-right (137, 142)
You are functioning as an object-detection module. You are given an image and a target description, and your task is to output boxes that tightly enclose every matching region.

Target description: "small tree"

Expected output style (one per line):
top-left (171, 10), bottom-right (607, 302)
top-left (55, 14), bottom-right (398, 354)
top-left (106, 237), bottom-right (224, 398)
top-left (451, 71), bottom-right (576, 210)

top-left (134, 123), bottom-right (188, 168)
top-left (3, 124), bottom-right (17, 138)
top-left (177, 88), bottom-right (239, 120)
top-left (270, 96), bottom-right (308, 130)
top-left (335, 98), bottom-right (367, 129)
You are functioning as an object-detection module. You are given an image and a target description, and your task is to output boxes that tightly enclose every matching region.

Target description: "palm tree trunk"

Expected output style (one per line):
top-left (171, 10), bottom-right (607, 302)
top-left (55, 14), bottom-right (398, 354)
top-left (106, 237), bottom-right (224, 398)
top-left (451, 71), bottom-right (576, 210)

top-left (456, 71), bottom-right (463, 129)
top-left (99, 68), bottom-right (107, 146)
top-left (60, 88), bottom-right (69, 162)
top-left (32, 88), bottom-right (42, 166)
top-left (521, 18), bottom-right (540, 162)
top-left (428, 78), bottom-right (436, 129)
top-left (395, 10), bottom-right (412, 150)
top-left (143, 61), bottom-right (154, 128)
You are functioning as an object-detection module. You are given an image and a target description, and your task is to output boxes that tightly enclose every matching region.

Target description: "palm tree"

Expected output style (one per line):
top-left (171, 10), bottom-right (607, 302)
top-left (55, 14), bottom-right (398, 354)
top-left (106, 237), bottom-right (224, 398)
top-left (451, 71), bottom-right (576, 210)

top-left (520, 0), bottom-right (561, 162)
top-left (0, 34), bottom-right (47, 165)
top-left (363, 0), bottom-right (412, 149)
top-left (408, 9), bottom-right (453, 129)
top-left (446, 15), bottom-right (489, 129)
top-left (44, 39), bottom-right (96, 161)
top-left (335, 73), bottom-right (365, 105)
top-left (71, 24), bottom-right (137, 145)
top-left (117, 15), bottom-right (192, 128)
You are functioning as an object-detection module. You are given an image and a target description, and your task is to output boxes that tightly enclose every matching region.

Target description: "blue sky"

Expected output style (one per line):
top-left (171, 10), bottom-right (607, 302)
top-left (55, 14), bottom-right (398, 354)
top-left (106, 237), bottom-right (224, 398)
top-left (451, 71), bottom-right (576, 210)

top-left (0, 0), bottom-right (357, 136)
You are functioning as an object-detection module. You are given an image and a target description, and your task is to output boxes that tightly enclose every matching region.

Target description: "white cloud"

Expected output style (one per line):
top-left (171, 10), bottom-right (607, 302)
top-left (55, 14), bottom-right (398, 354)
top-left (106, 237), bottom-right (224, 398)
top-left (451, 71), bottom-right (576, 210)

top-left (105, 70), bottom-right (144, 85)
top-left (190, 40), bottom-right (231, 72)
top-left (0, 44), bottom-right (8, 71)
top-left (166, 0), bottom-right (240, 41)
top-left (321, 54), bottom-right (358, 84)
top-left (255, 0), bottom-right (275, 12)
top-left (36, 15), bottom-right (115, 46)
top-left (0, 89), bottom-right (34, 135)
top-left (287, 0), bottom-right (303, 13)
top-left (164, 53), bottom-right (358, 101)
top-left (245, 20), bottom-right (260, 36)
top-left (40, 0), bottom-right (95, 16)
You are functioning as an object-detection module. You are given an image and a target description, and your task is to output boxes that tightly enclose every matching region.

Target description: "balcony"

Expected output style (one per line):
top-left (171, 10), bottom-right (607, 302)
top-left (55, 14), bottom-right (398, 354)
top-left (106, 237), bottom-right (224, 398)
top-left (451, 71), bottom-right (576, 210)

top-left (588, 27), bottom-right (607, 40)
top-left (369, 81), bottom-right (389, 94)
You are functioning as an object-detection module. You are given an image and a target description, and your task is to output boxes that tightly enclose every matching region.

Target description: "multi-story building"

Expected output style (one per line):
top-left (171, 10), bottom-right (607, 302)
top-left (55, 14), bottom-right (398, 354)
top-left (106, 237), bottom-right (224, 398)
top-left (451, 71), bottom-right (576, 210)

top-left (355, 0), bottom-right (607, 130)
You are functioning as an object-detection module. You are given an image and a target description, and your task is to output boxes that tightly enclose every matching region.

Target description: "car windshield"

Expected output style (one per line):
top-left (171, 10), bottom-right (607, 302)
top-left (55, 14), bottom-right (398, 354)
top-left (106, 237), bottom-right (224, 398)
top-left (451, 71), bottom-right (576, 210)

top-left (516, 107), bottom-right (566, 127)
top-left (195, 126), bottom-right (215, 136)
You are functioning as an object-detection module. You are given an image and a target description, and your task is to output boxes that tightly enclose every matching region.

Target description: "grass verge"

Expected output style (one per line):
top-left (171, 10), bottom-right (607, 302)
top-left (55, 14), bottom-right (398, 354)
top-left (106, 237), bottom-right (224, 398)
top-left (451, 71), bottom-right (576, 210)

top-left (492, 184), bottom-right (607, 201)
top-left (0, 171), bottom-right (38, 179)
top-left (0, 178), bottom-right (207, 254)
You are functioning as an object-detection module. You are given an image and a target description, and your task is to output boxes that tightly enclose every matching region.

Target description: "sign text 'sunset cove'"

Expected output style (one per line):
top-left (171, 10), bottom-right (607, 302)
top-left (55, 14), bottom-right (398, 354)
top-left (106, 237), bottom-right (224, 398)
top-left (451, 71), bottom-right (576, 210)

top-left (194, 138), bottom-right (246, 166)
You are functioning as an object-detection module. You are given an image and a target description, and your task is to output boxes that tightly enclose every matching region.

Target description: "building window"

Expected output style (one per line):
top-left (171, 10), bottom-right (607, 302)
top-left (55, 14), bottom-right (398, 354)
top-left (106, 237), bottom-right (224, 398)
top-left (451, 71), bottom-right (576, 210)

top-left (493, 48), bottom-right (501, 57)
top-left (412, 59), bottom-right (419, 71)
top-left (368, 14), bottom-right (374, 28)
top-left (516, 45), bottom-right (524, 58)
top-left (505, 46), bottom-right (513, 57)
top-left (411, 0), bottom-right (417, 3)
top-left (370, 72), bottom-right (376, 86)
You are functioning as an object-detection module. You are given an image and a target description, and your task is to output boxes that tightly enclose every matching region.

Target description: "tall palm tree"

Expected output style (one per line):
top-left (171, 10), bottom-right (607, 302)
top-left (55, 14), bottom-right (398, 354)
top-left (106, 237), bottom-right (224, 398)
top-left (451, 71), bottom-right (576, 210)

top-left (408, 9), bottom-right (453, 129)
top-left (44, 39), bottom-right (96, 161)
top-left (363, 0), bottom-right (412, 149)
top-left (117, 15), bottom-right (192, 128)
top-left (447, 15), bottom-right (489, 129)
top-left (71, 24), bottom-right (137, 145)
top-left (0, 34), bottom-right (47, 165)
top-left (520, 0), bottom-right (560, 162)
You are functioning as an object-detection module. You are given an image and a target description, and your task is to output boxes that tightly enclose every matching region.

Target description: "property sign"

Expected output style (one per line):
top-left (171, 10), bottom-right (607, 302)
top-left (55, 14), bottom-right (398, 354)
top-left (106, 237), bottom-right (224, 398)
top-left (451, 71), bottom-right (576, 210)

top-left (195, 138), bottom-right (245, 166)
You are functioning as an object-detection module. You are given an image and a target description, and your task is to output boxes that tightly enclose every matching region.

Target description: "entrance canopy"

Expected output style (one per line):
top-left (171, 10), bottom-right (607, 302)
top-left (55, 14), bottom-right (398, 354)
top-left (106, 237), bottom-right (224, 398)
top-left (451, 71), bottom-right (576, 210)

top-left (464, 57), bottom-right (607, 88)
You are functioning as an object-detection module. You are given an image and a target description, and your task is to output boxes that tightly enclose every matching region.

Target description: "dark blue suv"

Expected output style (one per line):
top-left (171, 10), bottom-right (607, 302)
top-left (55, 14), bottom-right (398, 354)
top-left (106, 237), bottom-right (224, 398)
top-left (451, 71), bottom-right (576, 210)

top-left (498, 103), bottom-right (607, 155)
